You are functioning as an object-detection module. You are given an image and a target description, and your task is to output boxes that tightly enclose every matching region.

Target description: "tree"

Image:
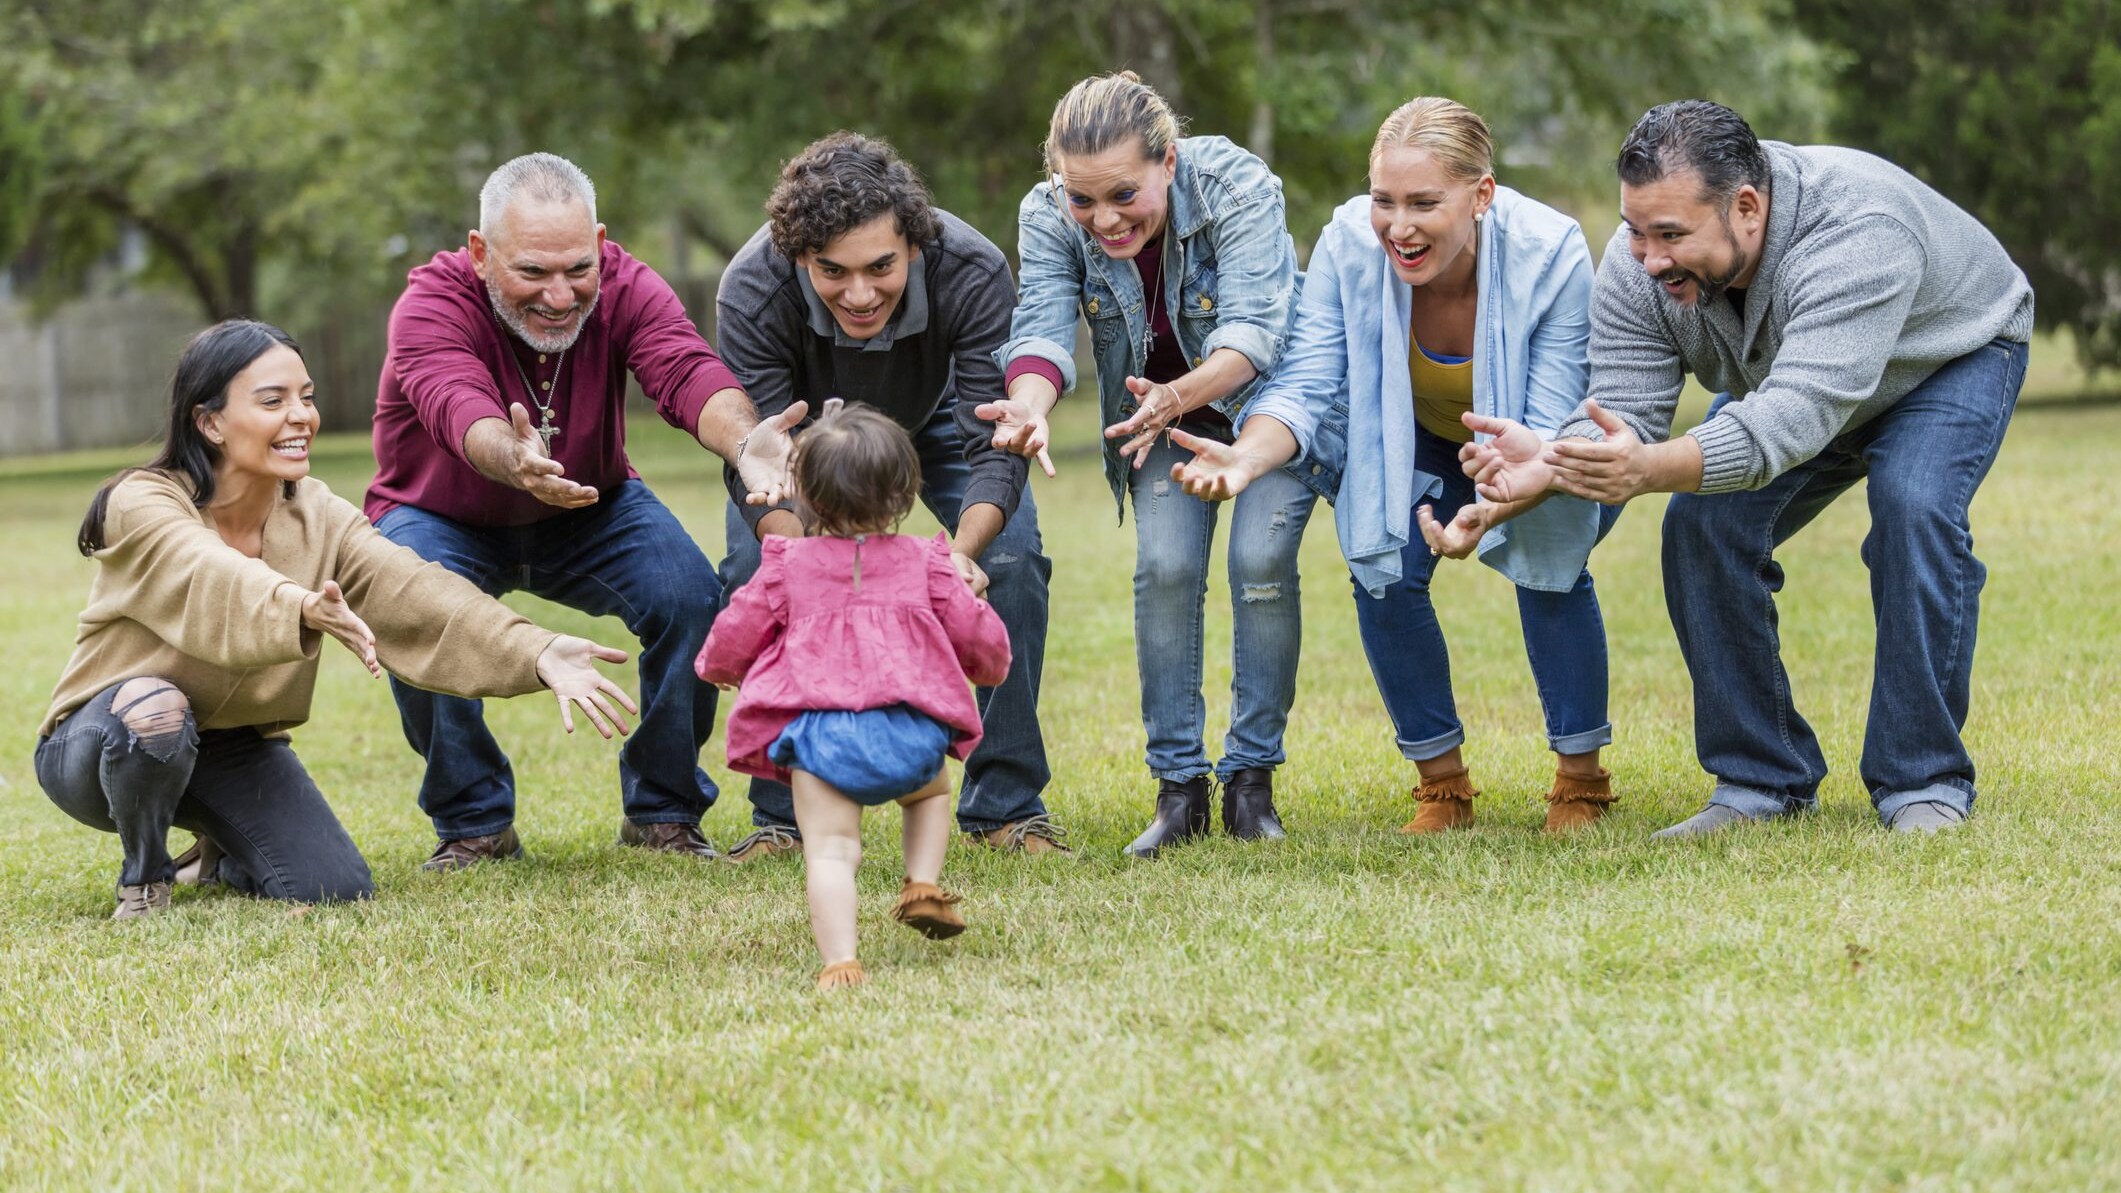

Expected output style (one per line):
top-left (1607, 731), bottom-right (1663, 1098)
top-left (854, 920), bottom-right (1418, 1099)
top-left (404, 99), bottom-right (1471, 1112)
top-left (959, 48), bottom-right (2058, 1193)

top-left (1793, 0), bottom-right (2121, 368)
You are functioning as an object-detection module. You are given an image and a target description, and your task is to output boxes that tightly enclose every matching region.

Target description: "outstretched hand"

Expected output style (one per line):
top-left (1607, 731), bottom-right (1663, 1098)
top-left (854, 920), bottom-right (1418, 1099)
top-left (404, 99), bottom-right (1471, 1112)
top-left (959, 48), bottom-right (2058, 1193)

top-left (1106, 376), bottom-right (1183, 468)
top-left (535, 635), bottom-right (639, 738)
top-left (973, 397), bottom-right (1056, 477)
top-left (736, 400), bottom-right (808, 507)
top-left (1417, 503), bottom-right (1487, 559)
top-left (1543, 400), bottom-right (1653, 502)
top-left (507, 404), bottom-right (599, 509)
top-left (301, 581), bottom-right (380, 678)
top-left (1459, 411), bottom-right (1554, 504)
top-left (1168, 428), bottom-right (1256, 502)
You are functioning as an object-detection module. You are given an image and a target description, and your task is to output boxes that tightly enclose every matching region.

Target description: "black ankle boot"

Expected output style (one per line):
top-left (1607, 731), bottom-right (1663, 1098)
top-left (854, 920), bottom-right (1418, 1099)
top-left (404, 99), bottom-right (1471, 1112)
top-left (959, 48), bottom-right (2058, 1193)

top-left (1124, 776), bottom-right (1212, 858)
top-left (1221, 768), bottom-right (1286, 841)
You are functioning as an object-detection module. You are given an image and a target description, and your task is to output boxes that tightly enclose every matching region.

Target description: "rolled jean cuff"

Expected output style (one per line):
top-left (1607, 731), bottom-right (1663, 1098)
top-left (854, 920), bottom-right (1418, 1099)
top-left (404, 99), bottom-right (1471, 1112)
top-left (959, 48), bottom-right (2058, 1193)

top-left (1873, 780), bottom-right (1974, 823)
top-left (1396, 726), bottom-right (1466, 764)
top-left (1548, 721), bottom-right (1614, 756)
top-left (1708, 781), bottom-right (1811, 819)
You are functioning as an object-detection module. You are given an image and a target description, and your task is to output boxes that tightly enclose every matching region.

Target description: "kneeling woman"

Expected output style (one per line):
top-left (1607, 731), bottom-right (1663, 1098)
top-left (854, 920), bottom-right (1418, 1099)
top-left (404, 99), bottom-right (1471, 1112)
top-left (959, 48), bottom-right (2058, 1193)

top-left (1174, 98), bottom-right (1620, 832)
top-left (37, 320), bottom-right (637, 917)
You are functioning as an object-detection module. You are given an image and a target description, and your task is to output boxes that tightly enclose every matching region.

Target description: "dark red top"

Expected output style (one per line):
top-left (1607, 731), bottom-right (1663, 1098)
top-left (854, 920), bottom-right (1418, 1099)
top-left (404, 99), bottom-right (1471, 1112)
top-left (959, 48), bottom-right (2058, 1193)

top-left (1003, 236), bottom-right (1229, 437)
top-left (366, 241), bottom-right (744, 527)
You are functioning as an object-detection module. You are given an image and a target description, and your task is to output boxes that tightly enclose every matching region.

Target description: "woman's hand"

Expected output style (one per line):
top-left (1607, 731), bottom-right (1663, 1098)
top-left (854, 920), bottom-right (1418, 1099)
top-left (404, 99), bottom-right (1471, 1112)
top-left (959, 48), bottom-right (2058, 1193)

top-left (1169, 428), bottom-right (1260, 501)
top-left (301, 581), bottom-right (380, 677)
top-left (1417, 503), bottom-right (1488, 560)
top-left (1105, 376), bottom-right (1184, 468)
top-left (534, 636), bottom-right (640, 738)
top-left (1459, 413), bottom-right (1554, 504)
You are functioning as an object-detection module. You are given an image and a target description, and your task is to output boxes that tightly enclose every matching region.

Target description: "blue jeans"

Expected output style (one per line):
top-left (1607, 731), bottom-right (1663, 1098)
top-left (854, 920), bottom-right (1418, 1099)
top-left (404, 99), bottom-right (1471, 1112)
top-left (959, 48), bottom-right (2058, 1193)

top-left (36, 681), bottom-right (374, 901)
top-left (1663, 338), bottom-right (2028, 821)
top-left (719, 403), bottom-right (1053, 833)
top-left (1354, 423), bottom-right (1617, 761)
top-left (1130, 434), bottom-right (1318, 781)
top-left (376, 480), bottom-right (721, 839)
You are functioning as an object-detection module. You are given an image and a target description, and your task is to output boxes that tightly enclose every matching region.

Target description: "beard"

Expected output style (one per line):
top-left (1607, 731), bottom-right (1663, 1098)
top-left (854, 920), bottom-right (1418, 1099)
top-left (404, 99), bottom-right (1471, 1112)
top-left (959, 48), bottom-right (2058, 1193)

top-left (486, 279), bottom-right (599, 354)
top-left (1655, 217), bottom-right (1751, 305)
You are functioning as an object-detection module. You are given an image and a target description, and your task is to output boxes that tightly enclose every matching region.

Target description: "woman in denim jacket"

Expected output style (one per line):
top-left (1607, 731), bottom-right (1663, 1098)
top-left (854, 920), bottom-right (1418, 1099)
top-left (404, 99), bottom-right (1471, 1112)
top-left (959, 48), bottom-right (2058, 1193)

top-left (982, 71), bottom-right (1315, 855)
top-left (1173, 98), bottom-right (1622, 834)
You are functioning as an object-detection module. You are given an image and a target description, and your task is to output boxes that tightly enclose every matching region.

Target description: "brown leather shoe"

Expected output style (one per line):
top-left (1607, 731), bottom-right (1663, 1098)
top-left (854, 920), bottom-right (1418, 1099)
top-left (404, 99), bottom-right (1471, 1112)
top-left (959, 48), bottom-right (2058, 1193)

top-left (172, 835), bottom-right (224, 886)
top-left (1399, 767), bottom-right (1479, 834)
top-left (1543, 767), bottom-right (1616, 833)
top-left (966, 814), bottom-right (1073, 855)
top-left (421, 827), bottom-right (524, 872)
top-left (112, 881), bottom-right (173, 920)
top-left (618, 819), bottom-right (719, 860)
top-left (817, 959), bottom-right (866, 991)
top-left (723, 825), bottom-right (803, 865)
top-left (890, 880), bottom-right (966, 939)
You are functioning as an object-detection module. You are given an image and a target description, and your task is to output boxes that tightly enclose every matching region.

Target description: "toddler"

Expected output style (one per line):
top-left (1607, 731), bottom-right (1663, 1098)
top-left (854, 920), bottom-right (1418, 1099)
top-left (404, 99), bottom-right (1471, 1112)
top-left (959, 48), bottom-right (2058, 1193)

top-left (699, 400), bottom-right (1011, 991)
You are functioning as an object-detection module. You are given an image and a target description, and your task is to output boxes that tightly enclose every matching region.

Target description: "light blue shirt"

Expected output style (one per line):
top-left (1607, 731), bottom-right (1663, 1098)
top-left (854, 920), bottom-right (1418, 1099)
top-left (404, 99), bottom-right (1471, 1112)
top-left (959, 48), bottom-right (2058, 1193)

top-left (998, 135), bottom-right (1301, 514)
top-left (1240, 186), bottom-right (1608, 596)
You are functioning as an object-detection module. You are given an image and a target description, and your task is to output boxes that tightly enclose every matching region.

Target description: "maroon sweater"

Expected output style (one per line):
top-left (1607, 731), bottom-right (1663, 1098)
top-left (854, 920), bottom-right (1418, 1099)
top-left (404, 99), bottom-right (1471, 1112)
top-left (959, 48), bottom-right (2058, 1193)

top-left (367, 241), bottom-right (744, 527)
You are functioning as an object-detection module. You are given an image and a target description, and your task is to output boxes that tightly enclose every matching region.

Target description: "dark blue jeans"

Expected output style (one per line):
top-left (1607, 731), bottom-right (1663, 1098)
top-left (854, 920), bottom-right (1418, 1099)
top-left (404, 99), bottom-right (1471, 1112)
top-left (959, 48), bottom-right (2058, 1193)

top-left (1663, 338), bottom-right (2028, 821)
top-left (376, 479), bottom-right (720, 840)
top-left (36, 680), bottom-right (374, 901)
top-left (719, 403), bottom-right (1053, 833)
top-left (1354, 423), bottom-right (1618, 761)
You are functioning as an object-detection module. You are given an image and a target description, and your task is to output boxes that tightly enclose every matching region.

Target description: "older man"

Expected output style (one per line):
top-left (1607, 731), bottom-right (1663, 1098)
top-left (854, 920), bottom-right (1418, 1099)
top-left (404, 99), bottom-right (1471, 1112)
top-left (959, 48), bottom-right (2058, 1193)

top-left (367, 153), bottom-right (800, 868)
top-left (709, 132), bottom-right (1067, 861)
top-left (1466, 100), bottom-right (2033, 836)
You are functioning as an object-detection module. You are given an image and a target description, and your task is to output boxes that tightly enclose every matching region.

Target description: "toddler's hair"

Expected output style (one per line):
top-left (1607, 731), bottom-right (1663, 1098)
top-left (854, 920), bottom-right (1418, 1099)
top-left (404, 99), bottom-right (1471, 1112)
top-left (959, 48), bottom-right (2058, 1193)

top-left (793, 400), bottom-right (922, 537)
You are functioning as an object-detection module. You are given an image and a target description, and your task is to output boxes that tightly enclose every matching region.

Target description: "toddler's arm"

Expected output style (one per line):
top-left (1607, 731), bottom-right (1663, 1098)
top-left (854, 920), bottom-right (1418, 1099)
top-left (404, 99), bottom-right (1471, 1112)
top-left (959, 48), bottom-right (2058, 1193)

top-left (927, 536), bottom-right (1011, 687)
top-left (697, 543), bottom-right (789, 685)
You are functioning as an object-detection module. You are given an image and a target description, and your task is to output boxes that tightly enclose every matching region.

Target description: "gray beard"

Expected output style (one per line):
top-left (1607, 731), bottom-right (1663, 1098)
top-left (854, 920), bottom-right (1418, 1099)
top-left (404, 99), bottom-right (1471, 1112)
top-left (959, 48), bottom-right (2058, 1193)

top-left (486, 280), bottom-right (599, 354)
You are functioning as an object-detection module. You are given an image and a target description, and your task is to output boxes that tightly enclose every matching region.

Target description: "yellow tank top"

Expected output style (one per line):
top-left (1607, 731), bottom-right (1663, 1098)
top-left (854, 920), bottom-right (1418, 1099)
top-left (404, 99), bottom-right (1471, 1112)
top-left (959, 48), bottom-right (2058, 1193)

top-left (1410, 334), bottom-right (1475, 443)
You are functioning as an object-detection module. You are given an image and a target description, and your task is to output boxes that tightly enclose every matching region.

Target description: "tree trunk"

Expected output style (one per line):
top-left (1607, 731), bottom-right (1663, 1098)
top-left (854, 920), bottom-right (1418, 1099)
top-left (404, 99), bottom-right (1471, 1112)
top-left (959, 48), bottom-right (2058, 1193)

top-left (1249, 0), bottom-right (1276, 163)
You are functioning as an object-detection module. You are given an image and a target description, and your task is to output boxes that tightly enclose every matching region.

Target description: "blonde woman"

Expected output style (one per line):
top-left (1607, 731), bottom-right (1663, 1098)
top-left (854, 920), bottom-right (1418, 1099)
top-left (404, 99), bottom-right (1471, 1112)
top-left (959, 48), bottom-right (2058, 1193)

top-left (984, 71), bottom-right (1314, 855)
top-left (1174, 98), bottom-right (1622, 833)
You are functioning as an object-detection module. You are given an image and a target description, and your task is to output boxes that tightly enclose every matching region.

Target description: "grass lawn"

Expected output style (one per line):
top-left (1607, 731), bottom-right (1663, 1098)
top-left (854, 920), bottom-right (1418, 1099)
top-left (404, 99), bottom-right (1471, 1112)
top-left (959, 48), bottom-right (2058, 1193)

top-left (1, 373), bottom-right (2117, 1190)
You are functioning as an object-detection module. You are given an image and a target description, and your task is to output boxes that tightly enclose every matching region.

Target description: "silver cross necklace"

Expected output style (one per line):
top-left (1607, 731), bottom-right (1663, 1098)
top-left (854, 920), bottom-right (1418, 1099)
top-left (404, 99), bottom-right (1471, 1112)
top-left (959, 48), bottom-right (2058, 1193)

top-left (507, 345), bottom-right (567, 452)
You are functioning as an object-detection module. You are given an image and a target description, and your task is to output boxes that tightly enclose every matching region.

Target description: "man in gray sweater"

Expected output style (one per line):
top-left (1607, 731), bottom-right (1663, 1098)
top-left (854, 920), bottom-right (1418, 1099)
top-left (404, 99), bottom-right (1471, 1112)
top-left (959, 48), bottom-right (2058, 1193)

top-left (1466, 100), bottom-right (2032, 836)
top-left (711, 132), bottom-right (1066, 860)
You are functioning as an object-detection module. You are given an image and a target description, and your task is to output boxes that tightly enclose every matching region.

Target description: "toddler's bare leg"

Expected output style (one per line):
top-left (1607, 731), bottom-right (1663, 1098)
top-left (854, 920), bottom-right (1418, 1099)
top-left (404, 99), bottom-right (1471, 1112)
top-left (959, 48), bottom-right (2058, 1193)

top-left (791, 770), bottom-right (865, 967)
top-left (896, 767), bottom-right (953, 887)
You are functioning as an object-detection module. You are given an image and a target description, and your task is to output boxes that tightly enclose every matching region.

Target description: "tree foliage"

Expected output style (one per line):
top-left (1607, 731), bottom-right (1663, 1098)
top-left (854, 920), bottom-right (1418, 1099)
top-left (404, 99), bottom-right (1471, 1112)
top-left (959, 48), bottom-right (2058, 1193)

top-left (1793, 0), bottom-right (2121, 367)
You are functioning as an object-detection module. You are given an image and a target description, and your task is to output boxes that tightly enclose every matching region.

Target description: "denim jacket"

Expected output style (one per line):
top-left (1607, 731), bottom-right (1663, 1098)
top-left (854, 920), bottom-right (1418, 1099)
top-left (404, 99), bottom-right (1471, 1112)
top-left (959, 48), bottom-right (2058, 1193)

top-left (1240, 187), bottom-right (1607, 595)
top-left (998, 135), bottom-right (1301, 514)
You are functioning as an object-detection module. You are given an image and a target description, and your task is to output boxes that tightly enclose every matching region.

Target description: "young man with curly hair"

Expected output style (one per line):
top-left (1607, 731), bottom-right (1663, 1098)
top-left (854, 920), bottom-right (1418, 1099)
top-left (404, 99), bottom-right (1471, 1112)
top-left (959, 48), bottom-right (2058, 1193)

top-left (712, 132), bottom-right (1068, 860)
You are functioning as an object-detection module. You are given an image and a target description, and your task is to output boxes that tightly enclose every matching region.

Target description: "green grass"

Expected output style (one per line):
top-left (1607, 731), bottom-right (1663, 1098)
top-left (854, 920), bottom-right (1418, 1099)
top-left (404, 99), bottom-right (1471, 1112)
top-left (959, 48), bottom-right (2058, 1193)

top-left (2, 363), bottom-right (2118, 1190)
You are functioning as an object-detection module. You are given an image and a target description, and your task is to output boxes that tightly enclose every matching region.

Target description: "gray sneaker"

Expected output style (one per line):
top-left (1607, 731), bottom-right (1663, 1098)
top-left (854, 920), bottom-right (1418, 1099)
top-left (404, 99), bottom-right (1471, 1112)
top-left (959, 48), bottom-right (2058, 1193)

top-left (1886, 801), bottom-right (1967, 834)
top-left (1649, 803), bottom-right (1763, 840)
top-left (112, 881), bottom-right (173, 920)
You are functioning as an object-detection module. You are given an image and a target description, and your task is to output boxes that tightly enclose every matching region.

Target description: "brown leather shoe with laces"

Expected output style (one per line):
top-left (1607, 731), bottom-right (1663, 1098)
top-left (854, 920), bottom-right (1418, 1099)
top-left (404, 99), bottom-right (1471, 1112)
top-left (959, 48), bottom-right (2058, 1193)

top-left (112, 881), bottom-right (173, 920)
top-left (422, 827), bottom-right (524, 872)
top-left (722, 825), bottom-right (803, 865)
top-left (966, 814), bottom-right (1073, 855)
top-left (618, 819), bottom-right (719, 860)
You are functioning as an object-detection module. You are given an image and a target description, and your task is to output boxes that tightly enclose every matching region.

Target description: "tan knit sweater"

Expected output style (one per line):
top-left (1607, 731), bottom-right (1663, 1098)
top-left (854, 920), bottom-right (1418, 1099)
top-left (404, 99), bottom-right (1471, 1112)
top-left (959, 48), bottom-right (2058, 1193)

top-left (41, 471), bottom-right (558, 737)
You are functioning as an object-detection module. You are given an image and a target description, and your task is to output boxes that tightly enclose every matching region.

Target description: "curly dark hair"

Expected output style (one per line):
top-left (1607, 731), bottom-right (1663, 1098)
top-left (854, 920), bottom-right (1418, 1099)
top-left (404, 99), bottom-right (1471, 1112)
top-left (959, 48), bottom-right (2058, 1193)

top-left (766, 132), bottom-right (943, 262)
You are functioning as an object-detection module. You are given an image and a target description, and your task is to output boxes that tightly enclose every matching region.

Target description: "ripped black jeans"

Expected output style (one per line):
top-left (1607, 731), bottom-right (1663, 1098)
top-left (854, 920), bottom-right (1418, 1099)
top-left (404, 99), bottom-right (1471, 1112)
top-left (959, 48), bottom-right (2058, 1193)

top-left (35, 679), bottom-right (374, 901)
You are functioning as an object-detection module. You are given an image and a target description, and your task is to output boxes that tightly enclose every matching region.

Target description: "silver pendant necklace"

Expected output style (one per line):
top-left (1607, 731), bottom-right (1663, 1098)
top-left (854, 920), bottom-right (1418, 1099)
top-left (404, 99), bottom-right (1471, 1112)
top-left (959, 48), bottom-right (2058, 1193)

top-left (507, 346), bottom-right (566, 452)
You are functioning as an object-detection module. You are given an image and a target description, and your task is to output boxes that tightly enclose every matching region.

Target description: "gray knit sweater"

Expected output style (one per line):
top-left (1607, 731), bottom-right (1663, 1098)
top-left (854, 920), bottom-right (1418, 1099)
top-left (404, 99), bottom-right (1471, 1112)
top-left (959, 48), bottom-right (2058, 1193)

top-left (1560, 142), bottom-right (2034, 492)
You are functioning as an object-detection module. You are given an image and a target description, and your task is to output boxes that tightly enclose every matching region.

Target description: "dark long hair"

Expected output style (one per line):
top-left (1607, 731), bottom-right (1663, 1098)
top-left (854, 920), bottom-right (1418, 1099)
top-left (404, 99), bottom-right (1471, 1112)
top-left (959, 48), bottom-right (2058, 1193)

top-left (77, 319), bottom-right (304, 556)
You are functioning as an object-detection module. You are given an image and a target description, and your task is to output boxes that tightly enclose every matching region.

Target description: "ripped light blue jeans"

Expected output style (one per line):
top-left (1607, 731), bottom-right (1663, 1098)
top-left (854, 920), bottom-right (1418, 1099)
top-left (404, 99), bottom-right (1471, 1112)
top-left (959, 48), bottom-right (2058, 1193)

top-left (1130, 433), bottom-right (1318, 781)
